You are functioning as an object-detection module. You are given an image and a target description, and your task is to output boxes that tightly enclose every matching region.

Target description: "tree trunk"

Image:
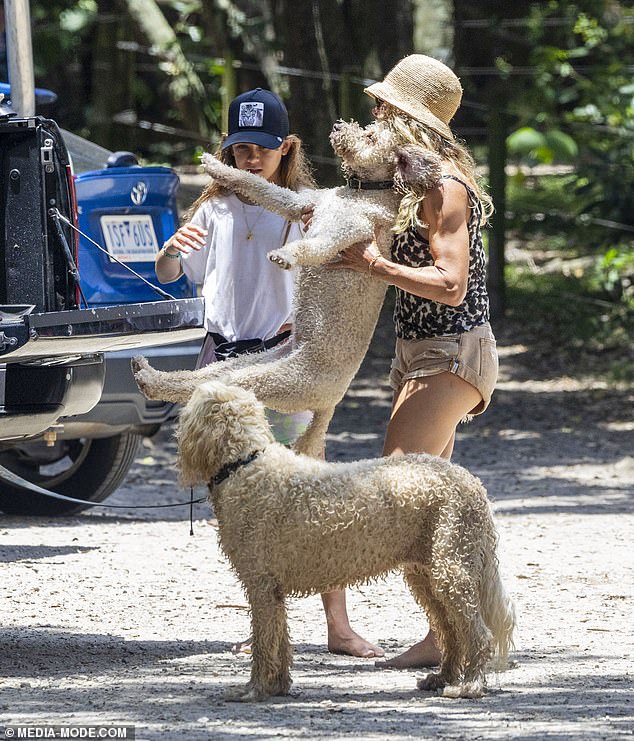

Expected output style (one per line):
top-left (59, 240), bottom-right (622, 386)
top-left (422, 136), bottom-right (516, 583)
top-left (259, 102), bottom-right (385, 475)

top-left (452, 0), bottom-right (534, 319)
top-left (122, 0), bottom-right (209, 136)
top-left (90, 0), bottom-right (136, 151)
top-left (272, 0), bottom-right (414, 184)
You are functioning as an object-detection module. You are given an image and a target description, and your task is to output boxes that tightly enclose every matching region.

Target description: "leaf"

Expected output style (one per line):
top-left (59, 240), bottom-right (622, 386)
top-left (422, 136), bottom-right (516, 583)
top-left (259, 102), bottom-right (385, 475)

top-left (544, 130), bottom-right (579, 162)
top-left (506, 127), bottom-right (547, 156)
top-left (533, 144), bottom-right (554, 164)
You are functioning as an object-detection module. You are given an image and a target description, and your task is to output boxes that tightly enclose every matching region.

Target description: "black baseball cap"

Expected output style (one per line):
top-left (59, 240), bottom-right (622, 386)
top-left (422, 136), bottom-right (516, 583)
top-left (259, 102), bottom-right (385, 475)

top-left (222, 88), bottom-right (290, 150)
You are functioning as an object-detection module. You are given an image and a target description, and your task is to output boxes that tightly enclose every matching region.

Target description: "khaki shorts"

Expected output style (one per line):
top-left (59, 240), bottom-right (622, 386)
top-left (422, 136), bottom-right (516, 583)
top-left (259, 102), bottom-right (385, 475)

top-left (389, 323), bottom-right (499, 415)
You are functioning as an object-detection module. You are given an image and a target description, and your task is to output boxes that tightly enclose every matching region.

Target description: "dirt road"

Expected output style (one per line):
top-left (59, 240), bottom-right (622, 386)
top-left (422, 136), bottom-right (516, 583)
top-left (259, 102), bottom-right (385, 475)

top-left (1, 304), bottom-right (632, 740)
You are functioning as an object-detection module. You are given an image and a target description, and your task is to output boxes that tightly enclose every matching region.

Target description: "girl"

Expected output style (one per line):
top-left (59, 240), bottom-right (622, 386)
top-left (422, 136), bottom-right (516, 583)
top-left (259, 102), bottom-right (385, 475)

top-left (156, 87), bottom-right (382, 659)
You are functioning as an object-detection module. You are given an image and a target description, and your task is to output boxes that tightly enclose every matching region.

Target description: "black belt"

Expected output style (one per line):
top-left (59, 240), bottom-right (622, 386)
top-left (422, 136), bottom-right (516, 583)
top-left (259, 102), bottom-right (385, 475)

top-left (209, 329), bottom-right (291, 361)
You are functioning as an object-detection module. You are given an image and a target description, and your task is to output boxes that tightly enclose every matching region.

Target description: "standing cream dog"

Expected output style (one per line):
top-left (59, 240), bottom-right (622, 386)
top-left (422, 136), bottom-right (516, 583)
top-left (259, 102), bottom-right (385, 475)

top-left (133, 120), bottom-right (441, 457)
top-left (178, 380), bottom-right (516, 701)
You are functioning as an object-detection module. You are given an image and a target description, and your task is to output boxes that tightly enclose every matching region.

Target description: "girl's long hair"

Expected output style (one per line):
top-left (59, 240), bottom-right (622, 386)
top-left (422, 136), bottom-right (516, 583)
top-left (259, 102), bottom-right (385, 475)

top-left (378, 104), bottom-right (493, 232)
top-left (185, 134), bottom-right (316, 220)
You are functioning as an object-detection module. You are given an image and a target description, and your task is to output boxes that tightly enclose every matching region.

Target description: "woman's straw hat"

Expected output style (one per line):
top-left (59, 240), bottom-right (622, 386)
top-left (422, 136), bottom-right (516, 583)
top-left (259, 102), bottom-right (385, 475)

top-left (364, 55), bottom-right (462, 140)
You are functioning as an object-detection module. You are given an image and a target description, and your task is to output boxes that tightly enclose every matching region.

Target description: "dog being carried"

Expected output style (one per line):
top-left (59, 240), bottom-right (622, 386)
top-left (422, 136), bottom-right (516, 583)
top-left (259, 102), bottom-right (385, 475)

top-left (133, 119), bottom-right (441, 458)
top-left (178, 380), bottom-right (516, 701)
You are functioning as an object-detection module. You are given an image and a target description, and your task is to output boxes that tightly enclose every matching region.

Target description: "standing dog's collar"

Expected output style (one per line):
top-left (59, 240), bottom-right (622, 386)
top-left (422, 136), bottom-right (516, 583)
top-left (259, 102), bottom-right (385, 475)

top-left (212, 451), bottom-right (261, 487)
top-left (346, 176), bottom-right (394, 191)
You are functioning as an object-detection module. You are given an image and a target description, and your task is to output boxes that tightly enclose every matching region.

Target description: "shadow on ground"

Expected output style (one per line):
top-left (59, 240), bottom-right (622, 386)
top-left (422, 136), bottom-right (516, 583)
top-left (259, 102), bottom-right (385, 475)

top-left (2, 629), bottom-right (631, 740)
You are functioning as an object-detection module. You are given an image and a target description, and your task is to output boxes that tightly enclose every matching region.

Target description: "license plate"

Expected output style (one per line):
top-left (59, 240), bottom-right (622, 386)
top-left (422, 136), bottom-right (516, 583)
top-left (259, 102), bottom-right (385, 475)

top-left (100, 214), bottom-right (159, 262)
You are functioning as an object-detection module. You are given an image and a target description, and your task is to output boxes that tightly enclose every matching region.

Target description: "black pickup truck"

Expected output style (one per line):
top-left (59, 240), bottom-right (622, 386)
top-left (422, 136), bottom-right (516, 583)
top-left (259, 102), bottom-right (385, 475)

top-left (0, 109), bottom-right (203, 515)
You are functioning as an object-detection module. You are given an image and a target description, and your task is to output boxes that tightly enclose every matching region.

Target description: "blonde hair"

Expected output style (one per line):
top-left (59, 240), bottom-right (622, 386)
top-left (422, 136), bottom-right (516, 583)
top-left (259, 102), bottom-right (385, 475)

top-left (185, 134), bottom-right (316, 220)
top-left (379, 104), bottom-right (493, 232)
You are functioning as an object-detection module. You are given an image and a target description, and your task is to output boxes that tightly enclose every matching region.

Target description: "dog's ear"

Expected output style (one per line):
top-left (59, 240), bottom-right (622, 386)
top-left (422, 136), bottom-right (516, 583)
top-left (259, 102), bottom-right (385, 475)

top-left (177, 381), bottom-right (274, 486)
top-left (394, 146), bottom-right (443, 193)
top-left (177, 393), bottom-right (227, 486)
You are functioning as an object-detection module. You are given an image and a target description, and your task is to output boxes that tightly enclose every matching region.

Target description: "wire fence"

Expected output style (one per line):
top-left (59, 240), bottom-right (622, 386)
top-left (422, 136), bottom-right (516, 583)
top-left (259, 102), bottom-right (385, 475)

top-left (42, 15), bottom-right (633, 240)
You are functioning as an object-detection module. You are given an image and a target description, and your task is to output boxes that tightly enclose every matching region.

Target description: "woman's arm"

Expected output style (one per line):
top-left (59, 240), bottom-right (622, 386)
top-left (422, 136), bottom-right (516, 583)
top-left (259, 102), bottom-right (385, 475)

top-left (155, 222), bottom-right (208, 284)
top-left (330, 178), bottom-right (471, 307)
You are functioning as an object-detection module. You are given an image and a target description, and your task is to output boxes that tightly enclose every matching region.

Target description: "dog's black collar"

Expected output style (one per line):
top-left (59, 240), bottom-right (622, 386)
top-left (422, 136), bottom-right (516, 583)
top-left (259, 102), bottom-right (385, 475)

top-left (212, 451), bottom-right (261, 487)
top-left (346, 176), bottom-right (394, 191)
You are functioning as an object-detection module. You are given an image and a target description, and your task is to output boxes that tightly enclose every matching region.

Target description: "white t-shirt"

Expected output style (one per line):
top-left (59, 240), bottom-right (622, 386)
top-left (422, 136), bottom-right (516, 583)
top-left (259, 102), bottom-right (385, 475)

top-left (180, 193), bottom-right (302, 341)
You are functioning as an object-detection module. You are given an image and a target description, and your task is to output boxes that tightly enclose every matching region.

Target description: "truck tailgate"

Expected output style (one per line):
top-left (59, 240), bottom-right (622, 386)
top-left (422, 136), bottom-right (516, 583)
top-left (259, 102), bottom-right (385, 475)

top-left (0, 297), bottom-right (205, 362)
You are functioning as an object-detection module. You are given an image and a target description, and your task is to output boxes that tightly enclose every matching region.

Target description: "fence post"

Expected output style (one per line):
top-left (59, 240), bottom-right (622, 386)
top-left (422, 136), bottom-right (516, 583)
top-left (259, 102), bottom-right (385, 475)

top-left (5, 0), bottom-right (36, 116)
top-left (487, 102), bottom-right (508, 319)
top-left (339, 67), bottom-right (351, 121)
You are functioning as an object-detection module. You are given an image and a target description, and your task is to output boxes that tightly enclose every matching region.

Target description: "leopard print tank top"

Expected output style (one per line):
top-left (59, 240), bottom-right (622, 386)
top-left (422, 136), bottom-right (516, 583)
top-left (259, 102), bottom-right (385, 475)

top-left (392, 175), bottom-right (490, 339)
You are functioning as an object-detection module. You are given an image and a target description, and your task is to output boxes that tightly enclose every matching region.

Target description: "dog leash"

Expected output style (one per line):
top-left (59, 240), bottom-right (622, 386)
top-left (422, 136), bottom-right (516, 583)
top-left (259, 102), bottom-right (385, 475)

top-left (0, 462), bottom-right (206, 535)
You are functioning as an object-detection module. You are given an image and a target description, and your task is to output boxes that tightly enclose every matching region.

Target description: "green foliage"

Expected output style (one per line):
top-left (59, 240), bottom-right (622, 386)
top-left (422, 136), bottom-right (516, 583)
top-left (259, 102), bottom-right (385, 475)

top-left (543, 130), bottom-right (579, 161)
top-left (507, 126), bottom-right (578, 164)
top-left (31, 0), bottom-right (94, 73)
top-left (592, 247), bottom-right (634, 302)
top-left (507, 172), bottom-right (589, 243)
top-left (27, 0), bottom-right (227, 162)
top-left (505, 168), bottom-right (633, 380)
top-left (506, 266), bottom-right (634, 382)
top-left (59, 0), bottom-right (97, 32)
top-left (507, 127), bottom-right (546, 156)
top-left (508, 2), bottom-right (634, 238)
top-left (502, 3), bottom-right (633, 364)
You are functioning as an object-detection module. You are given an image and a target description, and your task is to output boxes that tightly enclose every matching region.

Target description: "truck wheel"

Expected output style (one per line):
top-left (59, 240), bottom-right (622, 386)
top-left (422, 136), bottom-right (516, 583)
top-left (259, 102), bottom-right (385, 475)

top-left (0, 434), bottom-right (140, 516)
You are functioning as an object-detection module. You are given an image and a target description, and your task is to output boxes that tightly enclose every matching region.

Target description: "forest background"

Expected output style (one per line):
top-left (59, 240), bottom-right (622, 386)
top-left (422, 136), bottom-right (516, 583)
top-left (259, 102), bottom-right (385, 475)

top-left (5, 0), bottom-right (632, 377)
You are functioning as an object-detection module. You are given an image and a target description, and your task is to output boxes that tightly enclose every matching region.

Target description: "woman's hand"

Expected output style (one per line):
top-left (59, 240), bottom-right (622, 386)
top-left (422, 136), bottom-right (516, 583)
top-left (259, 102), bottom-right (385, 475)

top-left (300, 204), bottom-right (315, 233)
top-left (327, 240), bottom-right (383, 274)
top-left (163, 223), bottom-right (207, 255)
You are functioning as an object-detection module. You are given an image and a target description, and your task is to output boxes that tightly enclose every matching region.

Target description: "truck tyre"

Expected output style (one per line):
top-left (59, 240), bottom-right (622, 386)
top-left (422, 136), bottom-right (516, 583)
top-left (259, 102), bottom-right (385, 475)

top-left (0, 433), bottom-right (140, 516)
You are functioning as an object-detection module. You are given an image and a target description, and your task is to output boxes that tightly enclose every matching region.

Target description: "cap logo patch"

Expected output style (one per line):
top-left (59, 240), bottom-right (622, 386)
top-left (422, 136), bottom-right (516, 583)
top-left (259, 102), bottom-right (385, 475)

top-left (239, 102), bottom-right (264, 128)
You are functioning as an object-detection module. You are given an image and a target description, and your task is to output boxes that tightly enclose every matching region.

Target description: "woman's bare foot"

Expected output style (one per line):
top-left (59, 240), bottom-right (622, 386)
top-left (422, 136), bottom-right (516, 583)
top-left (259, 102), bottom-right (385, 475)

top-left (322, 589), bottom-right (384, 658)
top-left (375, 632), bottom-right (441, 669)
top-left (232, 631), bottom-right (384, 659)
top-left (328, 627), bottom-right (385, 658)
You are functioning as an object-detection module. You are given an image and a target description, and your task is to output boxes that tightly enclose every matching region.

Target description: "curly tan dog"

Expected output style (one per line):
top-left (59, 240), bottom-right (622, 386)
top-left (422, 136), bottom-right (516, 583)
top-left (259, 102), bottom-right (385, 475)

top-left (133, 120), bottom-right (441, 458)
top-left (178, 381), bottom-right (516, 701)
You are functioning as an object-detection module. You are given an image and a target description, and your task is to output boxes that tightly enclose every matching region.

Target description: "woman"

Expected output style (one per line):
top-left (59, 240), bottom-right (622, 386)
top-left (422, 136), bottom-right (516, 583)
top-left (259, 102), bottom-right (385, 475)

top-left (329, 54), bottom-right (499, 669)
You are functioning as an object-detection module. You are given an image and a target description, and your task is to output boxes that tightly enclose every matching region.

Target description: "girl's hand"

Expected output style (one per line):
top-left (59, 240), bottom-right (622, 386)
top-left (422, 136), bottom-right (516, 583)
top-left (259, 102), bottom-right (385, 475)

top-left (163, 223), bottom-right (207, 255)
top-left (327, 240), bottom-right (383, 274)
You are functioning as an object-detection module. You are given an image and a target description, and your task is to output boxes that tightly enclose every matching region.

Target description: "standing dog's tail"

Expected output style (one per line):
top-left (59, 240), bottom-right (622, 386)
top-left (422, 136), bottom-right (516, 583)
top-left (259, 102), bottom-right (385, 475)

top-left (481, 536), bottom-right (516, 670)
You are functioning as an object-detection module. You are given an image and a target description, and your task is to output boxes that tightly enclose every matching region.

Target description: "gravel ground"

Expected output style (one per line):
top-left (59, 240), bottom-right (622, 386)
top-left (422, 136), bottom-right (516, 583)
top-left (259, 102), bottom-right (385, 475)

top-left (1, 301), bottom-right (632, 740)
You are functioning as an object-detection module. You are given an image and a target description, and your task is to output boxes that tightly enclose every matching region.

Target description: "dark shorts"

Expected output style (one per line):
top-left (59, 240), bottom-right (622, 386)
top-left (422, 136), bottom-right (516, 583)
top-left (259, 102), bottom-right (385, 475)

top-left (196, 331), bottom-right (312, 445)
top-left (389, 323), bottom-right (499, 415)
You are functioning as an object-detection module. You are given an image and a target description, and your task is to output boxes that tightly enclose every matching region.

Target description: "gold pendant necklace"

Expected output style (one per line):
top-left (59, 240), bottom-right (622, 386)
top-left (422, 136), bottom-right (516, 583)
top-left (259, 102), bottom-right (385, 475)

top-left (241, 202), bottom-right (266, 241)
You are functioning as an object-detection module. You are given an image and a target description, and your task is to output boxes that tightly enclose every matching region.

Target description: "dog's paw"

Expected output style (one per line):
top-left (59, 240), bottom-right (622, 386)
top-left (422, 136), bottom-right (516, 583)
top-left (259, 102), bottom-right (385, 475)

top-left (416, 671), bottom-right (446, 693)
top-left (132, 358), bottom-right (163, 401)
top-left (224, 677), bottom-right (295, 702)
top-left (131, 355), bottom-right (150, 375)
top-left (224, 684), bottom-right (270, 703)
top-left (441, 680), bottom-right (486, 699)
top-left (268, 248), bottom-right (295, 270)
top-left (200, 152), bottom-right (226, 176)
